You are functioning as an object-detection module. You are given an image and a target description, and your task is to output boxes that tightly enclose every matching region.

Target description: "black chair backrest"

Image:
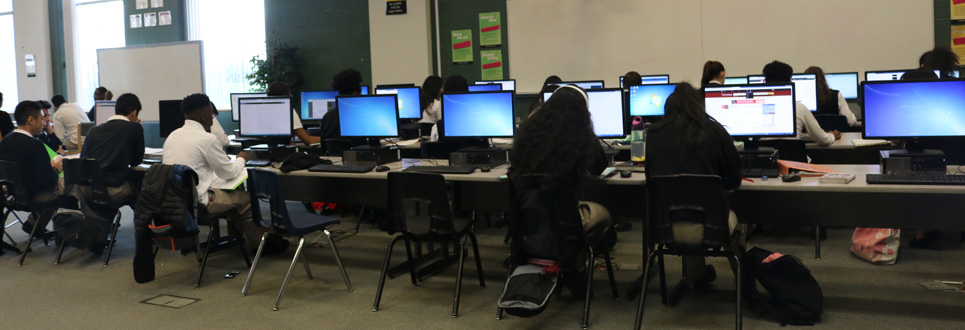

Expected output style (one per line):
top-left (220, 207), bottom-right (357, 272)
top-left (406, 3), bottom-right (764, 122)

top-left (246, 168), bottom-right (293, 230)
top-left (63, 158), bottom-right (112, 206)
top-left (419, 123), bottom-right (435, 137)
top-left (386, 172), bottom-right (454, 236)
top-left (758, 139), bottom-right (808, 162)
top-left (0, 160), bottom-right (31, 207)
top-left (647, 174), bottom-right (730, 250)
top-left (508, 173), bottom-right (585, 264)
top-left (324, 139), bottom-right (353, 157)
top-left (814, 115), bottom-right (848, 132)
top-left (420, 141), bottom-right (449, 159)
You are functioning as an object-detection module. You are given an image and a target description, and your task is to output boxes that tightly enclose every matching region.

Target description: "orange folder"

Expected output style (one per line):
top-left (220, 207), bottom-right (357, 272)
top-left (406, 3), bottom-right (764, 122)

top-left (777, 160), bottom-right (836, 176)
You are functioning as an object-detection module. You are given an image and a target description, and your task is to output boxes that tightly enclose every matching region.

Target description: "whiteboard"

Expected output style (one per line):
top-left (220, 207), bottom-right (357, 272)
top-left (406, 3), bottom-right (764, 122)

top-left (97, 41), bottom-right (204, 121)
top-left (507, 0), bottom-right (933, 93)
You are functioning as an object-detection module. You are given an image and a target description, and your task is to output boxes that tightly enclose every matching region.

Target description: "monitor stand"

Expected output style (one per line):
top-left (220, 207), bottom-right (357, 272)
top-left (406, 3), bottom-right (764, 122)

top-left (737, 138), bottom-right (775, 155)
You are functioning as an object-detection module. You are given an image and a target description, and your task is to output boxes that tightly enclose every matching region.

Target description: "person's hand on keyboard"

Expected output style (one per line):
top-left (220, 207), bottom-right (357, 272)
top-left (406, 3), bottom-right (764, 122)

top-left (237, 151), bottom-right (249, 162)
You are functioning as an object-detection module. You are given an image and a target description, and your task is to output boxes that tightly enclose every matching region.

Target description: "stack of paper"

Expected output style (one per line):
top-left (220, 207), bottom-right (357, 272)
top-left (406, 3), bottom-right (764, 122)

top-left (145, 147), bottom-right (164, 156)
top-left (852, 139), bottom-right (890, 147)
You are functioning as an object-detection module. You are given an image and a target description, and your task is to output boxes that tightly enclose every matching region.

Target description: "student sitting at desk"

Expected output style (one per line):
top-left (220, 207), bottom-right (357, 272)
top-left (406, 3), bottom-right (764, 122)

top-left (88, 86), bottom-right (112, 124)
top-left (0, 101), bottom-right (64, 238)
top-left (266, 81), bottom-right (321, 146)
top-left (700, 61), bottom-right (726, 87)
top-left (645, 83), bottom-right (742, 292)
top-left (81, 93), bottom-right (145, 202)
top-left (51, 94), bottom-right (90, 150)
top-left (804, 66), bottom-right (857, 126)
top-left (623, 71), bottom-right (642, 89)
top-left (418, 75), bottom-right (444, 124)
top-left (428, 75), bottom-right (470, 142)
top-left (0, 91), bottom-right (13, 139)
top-left (320, 69), bottom-right (368, 147)
top-left (920, 46), bottom-right (959, 79)
top-left (527, 75), bottom-right (563, 117)
top-left (37, 100), bottom-right (66, 154)
top-left (209, 102), bottom-right (230, 147)
top-left (763, 61), bottom-right (839, 146)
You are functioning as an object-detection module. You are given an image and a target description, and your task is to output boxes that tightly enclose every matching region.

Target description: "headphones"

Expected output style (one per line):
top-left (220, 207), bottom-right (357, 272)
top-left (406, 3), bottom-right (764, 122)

top-left (553, 84), bottom-right (589, 107)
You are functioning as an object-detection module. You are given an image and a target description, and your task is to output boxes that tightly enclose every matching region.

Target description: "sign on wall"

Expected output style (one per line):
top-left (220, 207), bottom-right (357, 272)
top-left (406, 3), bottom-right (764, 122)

top-left (479, 12), bottom-right (501, 47)
top-left (387, 0), bottom-right (407, 15)
top-left (452, 29), bottom-right (473, 63)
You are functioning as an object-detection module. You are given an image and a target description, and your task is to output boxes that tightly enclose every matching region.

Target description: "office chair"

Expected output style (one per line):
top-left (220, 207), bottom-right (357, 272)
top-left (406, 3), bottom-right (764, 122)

top-left (324, 139), bottom-right (353, 157)
top-left (814, 115), bottom-right (849, 132)
top-left (56, 158), bottom-right (134, 266)
top-left (758, 139), bottom-right (808, 163)
top-left (0, 160), bottom-right (60, 266)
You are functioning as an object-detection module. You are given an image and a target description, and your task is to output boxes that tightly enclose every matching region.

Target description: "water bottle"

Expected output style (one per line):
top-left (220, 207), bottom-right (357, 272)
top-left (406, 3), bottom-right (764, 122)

top-left (630, 117), bottom-right (646, 166)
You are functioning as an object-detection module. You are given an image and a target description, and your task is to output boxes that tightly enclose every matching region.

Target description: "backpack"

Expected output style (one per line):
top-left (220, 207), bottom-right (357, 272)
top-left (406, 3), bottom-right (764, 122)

top-left (498, 261), bottom-right (559, 317)
top-left (53, 186), bottom-right (114, 250)
top-left (851, 228), bottom-right (899, 265)
top-left (745, 247), bottom-right (823, 326)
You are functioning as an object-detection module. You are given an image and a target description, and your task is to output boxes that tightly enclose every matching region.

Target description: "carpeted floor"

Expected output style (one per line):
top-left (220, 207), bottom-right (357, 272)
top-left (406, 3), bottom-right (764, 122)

top-left (2, 208), bottom-right (964, 329)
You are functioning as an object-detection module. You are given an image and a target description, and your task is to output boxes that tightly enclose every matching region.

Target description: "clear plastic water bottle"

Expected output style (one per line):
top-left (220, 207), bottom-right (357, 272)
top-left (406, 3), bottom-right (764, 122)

top-left (630, 117), bottom-right (646, 166)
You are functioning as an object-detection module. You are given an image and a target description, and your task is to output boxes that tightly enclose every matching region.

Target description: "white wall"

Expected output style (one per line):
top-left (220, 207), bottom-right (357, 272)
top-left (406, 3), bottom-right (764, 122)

top-left (508, 0), bottom-right (934, 93)
top-left (368, 0), bottom-right (432, 86)
top-left (13, 0), bottom-right (54, 102)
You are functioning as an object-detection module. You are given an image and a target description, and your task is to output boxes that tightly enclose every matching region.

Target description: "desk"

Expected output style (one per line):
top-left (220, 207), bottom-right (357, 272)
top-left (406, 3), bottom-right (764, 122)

top-left (805, 133), bottom-right (895, 164)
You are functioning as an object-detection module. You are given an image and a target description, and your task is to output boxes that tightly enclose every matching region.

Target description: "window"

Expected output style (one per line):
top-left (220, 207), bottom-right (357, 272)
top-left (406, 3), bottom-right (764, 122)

top-left (0, 0), bottom-right (17, 109)
top-left (186, 0), bottom-right (266, 108)
top-left (73, 0), bottom-right (124, 110)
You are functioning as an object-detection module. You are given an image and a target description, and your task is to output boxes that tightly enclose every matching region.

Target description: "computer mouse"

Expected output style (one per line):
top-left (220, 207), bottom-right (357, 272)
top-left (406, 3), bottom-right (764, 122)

top-left (480, 166), bottom-right (491, 172)
top-left (375, 165), bottom-right (390, 172)
top-left (781, 174), bottom-right (801, 182)
top-left (620, 170), bottom-right (632, 178)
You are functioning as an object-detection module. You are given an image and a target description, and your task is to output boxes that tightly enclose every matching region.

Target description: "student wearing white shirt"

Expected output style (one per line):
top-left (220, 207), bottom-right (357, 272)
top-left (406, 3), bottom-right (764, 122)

top-left (418, 75), bottom-right (444, 124)
top-left (50, 94), bottom-right (90, 150)
top-left (701, 61), bottom-right (726, 87)
top-left (763, 61), bottom-right (840, 146)
top-left (804, 66), bottom-right (857, 126)
top-left (162, 93), bottom-right (264, 249)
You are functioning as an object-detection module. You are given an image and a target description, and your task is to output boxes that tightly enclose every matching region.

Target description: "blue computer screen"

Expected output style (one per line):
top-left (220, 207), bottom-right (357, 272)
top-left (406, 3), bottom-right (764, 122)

top-left (825, 73), bottom-right (858, 100)
top-left (300, 90), bottom-right (339, 120)
top-left (468, 84), bottom-right (502, 92)
top-left (629, 84), bottom-right (675, 116)
top-left (441, 91), bottom-right (514, 137)
top-left (375, 87), bottom-right (421, 119)
top-left (863, 80), bottom-right (965, 138)
top-left (361, 86), bottom-right (369, 95)
top-left (336, 95), bottom-right (400, 137)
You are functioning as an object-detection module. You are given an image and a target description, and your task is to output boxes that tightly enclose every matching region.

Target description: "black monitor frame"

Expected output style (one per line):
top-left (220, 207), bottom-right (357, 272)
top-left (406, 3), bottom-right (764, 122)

top-left (585, 88), bottom-right (630, 138)
top-left (703, 82), bottom-right (798, 141)
top-left (860, 78), bottom-right (965, 141)
top-left (158, 99), bottom-right (184, 138)
top-left (375, 83), bottom-right (417, 89)
top-left (863, 69), bottom-right (913, 82)
top-left (230, 92), bottom-right (268, 122)
top-left (439, 90), bottom-right (516, 139)
top-left (473, 79), bottom-right (516, 90)
top-left (335, 94), bottom-right (401, 139)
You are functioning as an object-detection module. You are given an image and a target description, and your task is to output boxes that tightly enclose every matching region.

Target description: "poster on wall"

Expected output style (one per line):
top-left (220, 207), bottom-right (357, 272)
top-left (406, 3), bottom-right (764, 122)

top-left (158, 11), bottom-right (171, 26)
top-left (952, 25), bottom-right (965, 60)
top-left (479, 12), bottom-right (501, 47)
top-left (151, 0), bottom-right (163, 8)
top-left (144, 12), bottom-right (157, 27)
top-left (953, 0), bottom-right (965, 20)
top-left (452, 30), bottom-right (473, 64)
top-left (130, 14), bottom-right (143, 29)
top-left (136, 0), bottom-right (148, 10)
top-left (25, 55), bottom-right (36, 78)
top-left (481, 50), bottom-right (503, 80)
top-left (386, 0), bottom-right (406, 15)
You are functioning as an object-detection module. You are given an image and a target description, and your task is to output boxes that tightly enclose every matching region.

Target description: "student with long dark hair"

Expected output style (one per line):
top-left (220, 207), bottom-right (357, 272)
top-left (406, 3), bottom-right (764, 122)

top-left (429, 75), bottom-right (470, 142)
top-left (418, 76), bottom-right (444, 123)
top-left (804, 66), bottom-right (856, 126)
top-left (700, 61), bottom-right (726, 87)
top-left (527, 75), bottom-right (564, 117)
top-left (646, 83), bottom-right (742, 291)
top-left (763, 61), bottom-right (839, 146)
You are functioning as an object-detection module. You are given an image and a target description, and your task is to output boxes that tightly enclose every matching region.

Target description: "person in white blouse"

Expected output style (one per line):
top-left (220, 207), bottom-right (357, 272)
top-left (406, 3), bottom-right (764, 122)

top-left (701, 61), bottom-right (726, 87)
top-left (804, 66), bottom-right (857, 126)
top-left (50, 94), bottom-right (90, 150)
top-left (418, 75), bottom-right (444, 124)
top-left (763, 61), bottom-right (840, 146)
top-left (162, 93), bottom-right (263, 249)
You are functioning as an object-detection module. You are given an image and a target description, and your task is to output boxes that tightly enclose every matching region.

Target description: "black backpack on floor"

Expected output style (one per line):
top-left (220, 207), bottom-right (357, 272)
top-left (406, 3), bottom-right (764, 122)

top-left (745, 247), bottom-right (823, 326)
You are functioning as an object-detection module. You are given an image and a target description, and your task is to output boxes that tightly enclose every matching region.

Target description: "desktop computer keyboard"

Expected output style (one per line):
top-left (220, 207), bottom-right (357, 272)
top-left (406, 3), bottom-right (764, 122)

top-left (246, 160), bottom-right (271, 167)
top-left (742, 168), bottom-right (782, 178)
top-left (307, 164), bottom-right (375, 173)
top-left (403, 165), bottom-right (477, 174)
top-left (866, 173), bottom-right (965, 185)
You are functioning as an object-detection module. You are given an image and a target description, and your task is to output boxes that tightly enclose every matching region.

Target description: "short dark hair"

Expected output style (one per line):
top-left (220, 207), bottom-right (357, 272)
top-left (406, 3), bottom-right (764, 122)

top-left (51, 94), bottom-right (67, 107)
top-left (0, 91), bottom-right (3, 108)
top-left (94, 87), bottom-right (108, 95)
top-left (181, 93), bottom-right (211, 115)
top-left (267, 81), bottom-right (291, 97)
top-left (443, 75), bottom-right (469, 93)
top-left (14, 100), bottom-right (43, 124)
top-left (115, 93), bottom-right (141, 116)
top-left (623, 71), bottom-right (642, 87)
top-left (762, 60), bottom-right (793, 83)
top-left (332, 69), bottom-right (363, 95)
top-left (36, 100), bottom-right (52, 110)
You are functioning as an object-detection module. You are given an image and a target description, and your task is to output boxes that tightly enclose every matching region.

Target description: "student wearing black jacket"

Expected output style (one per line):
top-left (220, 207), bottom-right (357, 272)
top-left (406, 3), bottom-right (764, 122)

top-left (0, 92), bottom-right (14, 138)
top-left (0, 101), bottom-right (64, 236)
top-left (81, 93), bottom-right (145, 202)
top-left (37, 100), bottom-right (65, 153)
top-left (645, 83), bottom-right (742, 291)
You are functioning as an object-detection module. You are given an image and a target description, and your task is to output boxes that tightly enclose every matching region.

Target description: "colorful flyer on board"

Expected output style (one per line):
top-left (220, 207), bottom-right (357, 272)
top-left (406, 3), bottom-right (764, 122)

top-left (952, 25), bottom-right (965, 60)
top-left (481, 50), bottom-right (503, 80)
top-left (452, 30), bottom-right (473, 63)
top-left (952, 0), bottom-right (965, 20)
top-left (479, 12), bottom-right (501, 47)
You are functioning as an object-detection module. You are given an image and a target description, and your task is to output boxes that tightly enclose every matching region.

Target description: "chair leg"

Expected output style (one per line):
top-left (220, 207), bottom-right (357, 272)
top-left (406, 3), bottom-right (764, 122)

top-left (658, 253), bottom-right (668, 305)
top-left (731, 254), bottom-right (743, 330)
top-left (496, 264), bottom-right (515, 320)
top-left (403, 236), bottom-right (418, 285)
top-left (634, 251), bottom-right (661, 330)
top-left (242, 233), bottom-right (269, 296)
top-left (814, 226), bottom-right (821, 260)
top-left (374, 236), bottom-right (403, 312)
top-left (602, 246), bottom-right (618, 299)
top-left (300, 238), bottom-right (314, 279)
top-left (18, 217), bottom-right (42, 267)
top-left (103, 210), bottom-right (122, 267)
top-left (324, 229), bottom-right (352, 292)
top-left (274, 237), bottom-right (306, 311)
top-left (196, 226), bottom-right (217, 289)
top-left (451, 240), bottom-right (467, 318)
top-left (227, 219), bottom-right (252, 267)
top-left (582, 246), bottom-right (596, 330)
top-left (468, 232), bottom-right (485, 288)
top-left (55, 234), bottom-right (72, 265)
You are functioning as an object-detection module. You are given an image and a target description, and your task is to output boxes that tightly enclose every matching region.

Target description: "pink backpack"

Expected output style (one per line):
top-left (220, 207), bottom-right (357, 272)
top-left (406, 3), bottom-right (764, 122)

top-left (851, 228), bottom-right (899, 265)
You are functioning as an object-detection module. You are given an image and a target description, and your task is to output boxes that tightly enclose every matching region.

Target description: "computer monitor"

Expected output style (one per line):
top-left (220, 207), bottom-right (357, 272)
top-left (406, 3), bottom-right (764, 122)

top-left (375, 86), bottom-right (422, 119)
top-left (376, 84), bottom-right (416, 89)
top-left (230, 92), bottom-right (268, 121)
top-left (825, 72), bottom-right (859, 100)
top-left (621, 75), bottom-right (671, 88)
top-left (467, 84), bottom-right (502, 92)
top-left (628, 83), bottom-right (676, 117)
top-left (865, 70), bottom-right (907, 82)
top-left (547, 80), bottom-right (605, 90)
top-left (238, 97), bottom-right (293, 138)
top-left (703, 83), bottom-right (797, 138)
top-left (361, 85), bottom-right (370, 95)
top-left (335, 94), bottom-right (400, 138)
top-left (300, 90), bottom-right (339, 120)
top-left (440, 90), bottom-right (515, 138)
top-left (158, 100), bottom-right (184, 138)
top-left (744, 74), bottom-right (817, 111)
top-left (541, 88), bottom-right (627, 137)
top-left (939, 69), bottom-right (960, 78)
top-left (862, 79), bottom-right (965, 139)
top-left (94, 101), bottom-right (116, 125)
top-left (474, 79), bottom-right (516, 91)
top-left (724, 76), bottom-right (748, 85)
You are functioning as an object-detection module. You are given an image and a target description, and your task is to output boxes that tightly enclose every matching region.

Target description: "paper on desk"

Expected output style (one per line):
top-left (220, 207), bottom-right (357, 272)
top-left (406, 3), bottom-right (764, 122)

top-left (145, 147), bottom-right (164, 156)
top-left (491, 138), bottom-right (514, 144)
top-left (210, 173), bottom-right (247, 190)
top-left (852, 139), bottom-right (890, 147)
top-left (395, 139), bottom-right (421, 146)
